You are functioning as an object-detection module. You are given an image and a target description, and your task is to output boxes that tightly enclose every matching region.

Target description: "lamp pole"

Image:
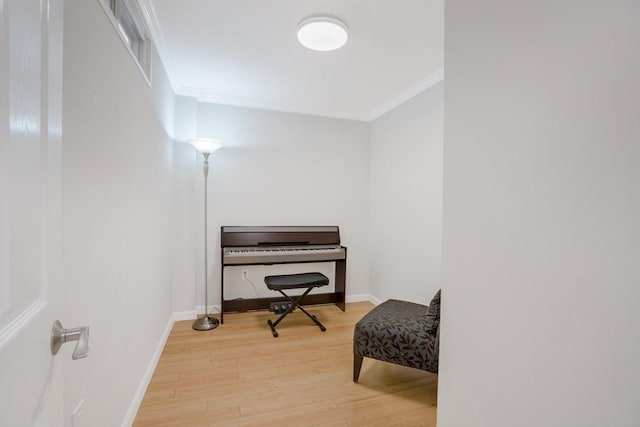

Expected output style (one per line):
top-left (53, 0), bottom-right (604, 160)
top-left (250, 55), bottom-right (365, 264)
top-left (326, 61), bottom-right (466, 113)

top-left (191, 139), bottom-right (223, 331)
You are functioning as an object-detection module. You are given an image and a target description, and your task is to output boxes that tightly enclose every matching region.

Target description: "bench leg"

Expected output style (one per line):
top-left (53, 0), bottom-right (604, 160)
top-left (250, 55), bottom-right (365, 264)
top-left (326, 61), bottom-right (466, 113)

top-left (267, 287), bottom-right (327, 337)
top-left (294, 303), bottom-right (326, 332)
top-left (267, 319), bottom-right (278, 337)
top-left (353, 354), bottom-right (364, 383)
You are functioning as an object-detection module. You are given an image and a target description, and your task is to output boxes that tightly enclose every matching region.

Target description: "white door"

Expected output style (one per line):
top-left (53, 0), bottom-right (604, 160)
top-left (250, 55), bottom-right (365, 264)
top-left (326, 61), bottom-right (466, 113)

top-left (0, 1), bottom-right (65, 426)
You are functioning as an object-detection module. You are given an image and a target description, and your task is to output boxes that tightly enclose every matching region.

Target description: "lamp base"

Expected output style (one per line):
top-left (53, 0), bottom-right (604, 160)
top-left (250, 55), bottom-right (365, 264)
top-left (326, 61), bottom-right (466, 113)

top-left (192, 315), bottom-right (220, 331)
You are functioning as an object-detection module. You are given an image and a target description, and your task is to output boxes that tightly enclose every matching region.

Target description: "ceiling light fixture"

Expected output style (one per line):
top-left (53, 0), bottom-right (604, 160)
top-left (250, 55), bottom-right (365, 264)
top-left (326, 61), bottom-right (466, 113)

top-left (297, 17), bottom-right (349, 52)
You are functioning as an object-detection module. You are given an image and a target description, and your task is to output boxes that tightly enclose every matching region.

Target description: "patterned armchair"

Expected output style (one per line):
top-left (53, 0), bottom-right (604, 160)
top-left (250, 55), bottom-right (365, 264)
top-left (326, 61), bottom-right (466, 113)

top-left (353, 290), bottom-right (440, 382)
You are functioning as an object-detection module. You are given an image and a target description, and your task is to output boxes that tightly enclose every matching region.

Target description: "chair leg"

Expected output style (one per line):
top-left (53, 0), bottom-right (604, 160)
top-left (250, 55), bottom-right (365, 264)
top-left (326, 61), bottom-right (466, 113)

top-left (353, 354), bottom-right (364, 383)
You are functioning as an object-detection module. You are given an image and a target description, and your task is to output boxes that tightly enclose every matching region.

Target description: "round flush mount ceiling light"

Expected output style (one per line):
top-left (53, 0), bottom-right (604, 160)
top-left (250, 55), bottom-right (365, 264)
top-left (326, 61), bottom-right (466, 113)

top-left (297, 17), bottom-right (349, 52)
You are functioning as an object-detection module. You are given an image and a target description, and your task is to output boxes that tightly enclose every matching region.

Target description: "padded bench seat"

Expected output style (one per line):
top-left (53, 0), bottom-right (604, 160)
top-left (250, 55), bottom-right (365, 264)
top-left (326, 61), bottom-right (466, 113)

top-left (264, 272), bottom-right (329, 290)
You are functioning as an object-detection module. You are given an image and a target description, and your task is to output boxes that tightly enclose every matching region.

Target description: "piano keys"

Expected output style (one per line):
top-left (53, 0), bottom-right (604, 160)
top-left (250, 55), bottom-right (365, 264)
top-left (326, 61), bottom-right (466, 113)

top-left (223, 245), bottom-right (346, 265)
top-left (220, 226), bottom-right (347, 322)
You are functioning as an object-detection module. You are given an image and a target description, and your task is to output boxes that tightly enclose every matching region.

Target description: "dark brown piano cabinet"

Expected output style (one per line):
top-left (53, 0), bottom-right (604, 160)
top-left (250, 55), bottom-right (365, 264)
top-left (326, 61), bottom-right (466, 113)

top-left (220, 226), bottom-right (347, 323)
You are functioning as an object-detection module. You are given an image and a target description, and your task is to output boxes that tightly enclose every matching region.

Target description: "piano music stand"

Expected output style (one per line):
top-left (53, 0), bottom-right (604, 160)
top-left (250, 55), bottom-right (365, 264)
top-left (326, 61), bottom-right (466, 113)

top-left (264, 272), bottom-right (329, 337)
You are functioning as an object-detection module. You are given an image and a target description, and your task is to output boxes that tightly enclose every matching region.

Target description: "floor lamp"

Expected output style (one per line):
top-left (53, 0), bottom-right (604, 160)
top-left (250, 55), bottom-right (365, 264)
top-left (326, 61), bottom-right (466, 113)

top-left (190, 137), bottom-right (223, 331)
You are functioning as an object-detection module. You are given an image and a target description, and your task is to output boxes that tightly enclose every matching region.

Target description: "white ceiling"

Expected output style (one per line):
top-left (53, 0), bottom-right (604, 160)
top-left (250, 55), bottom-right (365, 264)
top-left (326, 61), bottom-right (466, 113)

top-left (143, 0), bottom-right (443, 122)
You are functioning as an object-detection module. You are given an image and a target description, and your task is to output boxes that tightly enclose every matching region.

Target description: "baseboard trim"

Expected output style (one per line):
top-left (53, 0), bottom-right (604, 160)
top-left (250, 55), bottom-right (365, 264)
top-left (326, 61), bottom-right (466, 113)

top-left (182, 297), bottom-right (379, 321)
top-left (195, 304), bottom-right (221, 315)
top-left (121, 313), bottom-right (175, 427)
top-left (173, 310), bottom-right (197, 321)
top-left (367, 294), bottom-right (384, 306)
top-left (346, 293), bottom-right (368, 302)
top-left (346, 293), bottom-right (383, 306)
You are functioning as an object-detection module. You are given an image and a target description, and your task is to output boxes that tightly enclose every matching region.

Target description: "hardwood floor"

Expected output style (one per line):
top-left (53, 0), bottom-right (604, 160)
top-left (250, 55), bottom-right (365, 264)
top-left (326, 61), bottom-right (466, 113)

top-left (133, 302), bottom-right (438, 427)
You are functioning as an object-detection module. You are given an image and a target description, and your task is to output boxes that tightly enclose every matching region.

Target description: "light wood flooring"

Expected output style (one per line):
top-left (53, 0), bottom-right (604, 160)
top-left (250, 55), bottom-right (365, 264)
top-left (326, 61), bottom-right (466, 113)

top-left (133, 302), bottom-right (438, 427)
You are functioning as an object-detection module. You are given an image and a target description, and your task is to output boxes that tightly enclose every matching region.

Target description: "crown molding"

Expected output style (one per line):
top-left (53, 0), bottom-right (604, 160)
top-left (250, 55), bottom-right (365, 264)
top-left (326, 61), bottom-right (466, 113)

top-left (368, 67), bottom-right (444, 121)
top-left (180, 87), bottom-right (370, 122)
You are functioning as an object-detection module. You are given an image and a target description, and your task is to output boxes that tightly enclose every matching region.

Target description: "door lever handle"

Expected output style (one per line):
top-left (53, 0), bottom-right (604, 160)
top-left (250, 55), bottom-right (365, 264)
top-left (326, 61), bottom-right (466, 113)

top-left (51, 320), bottom-right (90, 360)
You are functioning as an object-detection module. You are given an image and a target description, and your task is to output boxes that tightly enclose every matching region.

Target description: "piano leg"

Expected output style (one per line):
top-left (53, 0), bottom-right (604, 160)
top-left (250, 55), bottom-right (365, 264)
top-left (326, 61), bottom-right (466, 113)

top-left (220, 262), bottom-right (225, 324)
top-left (335, 256), bottom-right (347, 312)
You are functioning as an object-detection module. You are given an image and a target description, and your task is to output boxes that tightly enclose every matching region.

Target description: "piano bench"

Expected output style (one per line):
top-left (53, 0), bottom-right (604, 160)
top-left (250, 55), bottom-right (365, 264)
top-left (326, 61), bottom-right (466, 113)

top-left (264, 272), bottom-right (329, 338)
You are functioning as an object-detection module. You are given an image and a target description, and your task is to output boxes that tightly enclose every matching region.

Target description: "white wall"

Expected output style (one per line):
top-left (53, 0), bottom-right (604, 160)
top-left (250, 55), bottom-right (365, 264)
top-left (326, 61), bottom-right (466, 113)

top-left (170, 96), bottom-right (198, 313)
top-left (172, 100), bottom-right (371, 311)
top-left (439, 2), bottom-right (640, 426)
top-left (61, 2), bottom-right (176, 426)
top-left (369, 82), bottom-right (443, 304)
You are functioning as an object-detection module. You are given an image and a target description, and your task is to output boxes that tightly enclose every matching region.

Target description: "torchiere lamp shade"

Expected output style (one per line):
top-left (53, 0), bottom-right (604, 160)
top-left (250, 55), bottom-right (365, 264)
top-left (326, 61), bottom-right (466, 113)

top-left (190, 137), bottom-right (223, 154)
